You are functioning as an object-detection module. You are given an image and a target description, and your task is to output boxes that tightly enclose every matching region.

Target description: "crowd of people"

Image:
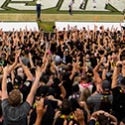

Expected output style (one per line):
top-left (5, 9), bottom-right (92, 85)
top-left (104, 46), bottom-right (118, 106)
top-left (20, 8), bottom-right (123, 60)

top-left (0, 23), bottom-right (125, 125)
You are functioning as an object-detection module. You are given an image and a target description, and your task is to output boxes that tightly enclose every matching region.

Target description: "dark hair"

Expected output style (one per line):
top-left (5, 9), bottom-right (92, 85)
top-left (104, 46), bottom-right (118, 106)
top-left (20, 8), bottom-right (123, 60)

top-left (61, 99), bottom-right (72, 115)
top-left (97, 113), bottom-right (112, 125)
top-left (98, 50), bottom-right (104, 55)
top-left (36, 85), bottom-right (49, 97)
top-left (120, 50), bottom-right (125, 61)
top-left (70, 98), bottom-right (88, 124)
top-left (102, 80), bottom-right (111, 91)
top-left (120, 77), bottom-right (125, 85)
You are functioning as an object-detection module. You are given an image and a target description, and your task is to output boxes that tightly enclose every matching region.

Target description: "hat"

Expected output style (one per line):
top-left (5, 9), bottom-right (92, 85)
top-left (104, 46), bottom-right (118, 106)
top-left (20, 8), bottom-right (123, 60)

top-left (102, 80), bottom-right (111, 90)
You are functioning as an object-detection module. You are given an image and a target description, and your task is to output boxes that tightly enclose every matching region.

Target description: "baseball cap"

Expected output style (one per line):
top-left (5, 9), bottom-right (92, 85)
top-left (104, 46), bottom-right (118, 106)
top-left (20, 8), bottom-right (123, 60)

top-left (102, 80), bottom-right (111, 90)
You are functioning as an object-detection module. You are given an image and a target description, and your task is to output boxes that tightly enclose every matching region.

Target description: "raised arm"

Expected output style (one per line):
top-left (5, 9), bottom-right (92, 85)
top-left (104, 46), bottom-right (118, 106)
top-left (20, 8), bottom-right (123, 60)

top-left (2, 65), bottom-right (9, 100)
top-left (58, 81), bottom-right (66, 99)
top-left (26, 65), bottom-right (44, 106)
top-left (112, 61), bottom-right (122, 89)
top-left (28, 52), bottom-right (35, 69)
top-left (74, 108), bottom-right (86, 125)
top-left (8, 49), bottom-right (21, 72)
top-left (2, 50), bottom-right (20, 100)
top-left (34, 98), bottom-right (47, 125)
top-left (19, 58), bottom-right (34, 81)
top-left (93, 57), bottom-right (104, 92)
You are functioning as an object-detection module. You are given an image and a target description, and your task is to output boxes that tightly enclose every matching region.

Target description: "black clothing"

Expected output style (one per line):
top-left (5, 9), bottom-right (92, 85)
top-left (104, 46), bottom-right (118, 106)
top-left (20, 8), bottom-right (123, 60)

top-left (36, 4), bottom-right (41, 20)
top-left (112, 86), bottom-right (125, 121)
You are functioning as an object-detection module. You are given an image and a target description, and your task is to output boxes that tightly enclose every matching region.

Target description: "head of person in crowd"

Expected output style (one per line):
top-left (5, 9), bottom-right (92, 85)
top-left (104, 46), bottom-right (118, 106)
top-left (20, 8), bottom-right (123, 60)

top-left (68, 84), bottom-right (80, 101)
top-left (102, 79), bottom-right (111, 93)
top-left (53, 54), bottom-right (62, 65)
top-left (84, 54), bottom-right (91, 68)
top-left (60, 99), bottom-right (72, 115)
top-left (0, 52), bottom-right (7, 67)
top-left (89, 110), bottom-right (117, 125)
top-left (7, 52), bottom-right (15, 65)
top-left (15, 66), bottom-right (25, 80)
top-left (54, 99), bottom-right (75, 125)
top-left (80, 74), bottom-right (90, 84)
top-left (120, 49), bottom-right (125, 61)
top-left (13, 66), bottom-right (26, 88)
top-left (8, 89), bottom-right (23, 106)
top-left (14, 75), bottom-right (24, 89)
top-left (100, 79), bottom-right (112, 107)
top-left (36, 85), bottom-right (49, 98)
top-left (69, 98), bottom-right (89, 125)
top-left (95, 113), bottom-right (113, 125)
top-left (54, 98), bottom-right (88, 125)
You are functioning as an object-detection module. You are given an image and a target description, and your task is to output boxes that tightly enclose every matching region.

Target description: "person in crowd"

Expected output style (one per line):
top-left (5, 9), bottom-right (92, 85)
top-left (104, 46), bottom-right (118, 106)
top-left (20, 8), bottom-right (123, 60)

top-left (87, 79), bottom-right (112, 113)
top-left (111, 60), bottom-right (125, 123)
top-left (34, 98), bottom-right (47, 125)
top-left (53, 98), bottom-right (88, 125)
top-left (88, 110), bottom-right (117, 125)
top-left (87, 55), bottom-right (113, 113)
top-left (68, 0), bottom-right (75, 15)
top-left (1, 49), bottom-right (48, 125)
top-left (36, 0), bottom-right (42, 21)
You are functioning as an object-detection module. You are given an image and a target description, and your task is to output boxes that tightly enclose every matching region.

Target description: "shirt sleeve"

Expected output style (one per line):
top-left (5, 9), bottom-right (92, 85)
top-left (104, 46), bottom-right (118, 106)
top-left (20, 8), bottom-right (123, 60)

top-left (21, 101), bottom-right (31, 115)
top-left (1, 99), bottom-right (9, 110)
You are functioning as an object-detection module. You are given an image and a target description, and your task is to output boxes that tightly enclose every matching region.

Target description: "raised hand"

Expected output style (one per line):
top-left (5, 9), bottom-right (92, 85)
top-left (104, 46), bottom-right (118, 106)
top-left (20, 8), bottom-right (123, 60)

top-left (35, 98), bottom-right (47, 117)
top-left (63, 120), bottom-right (73, 125)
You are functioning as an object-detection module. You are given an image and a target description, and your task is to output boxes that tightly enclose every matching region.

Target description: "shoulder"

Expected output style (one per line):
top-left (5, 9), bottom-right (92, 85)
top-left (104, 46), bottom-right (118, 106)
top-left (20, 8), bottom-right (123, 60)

top-left (1, 99), bottom-right (9, 109)
top-left (87, 92), bottom-right (102, 102)
top-left (112, 86), bottom-right (121, 93)
top-left (21, 101), bottom-right (31, 111)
